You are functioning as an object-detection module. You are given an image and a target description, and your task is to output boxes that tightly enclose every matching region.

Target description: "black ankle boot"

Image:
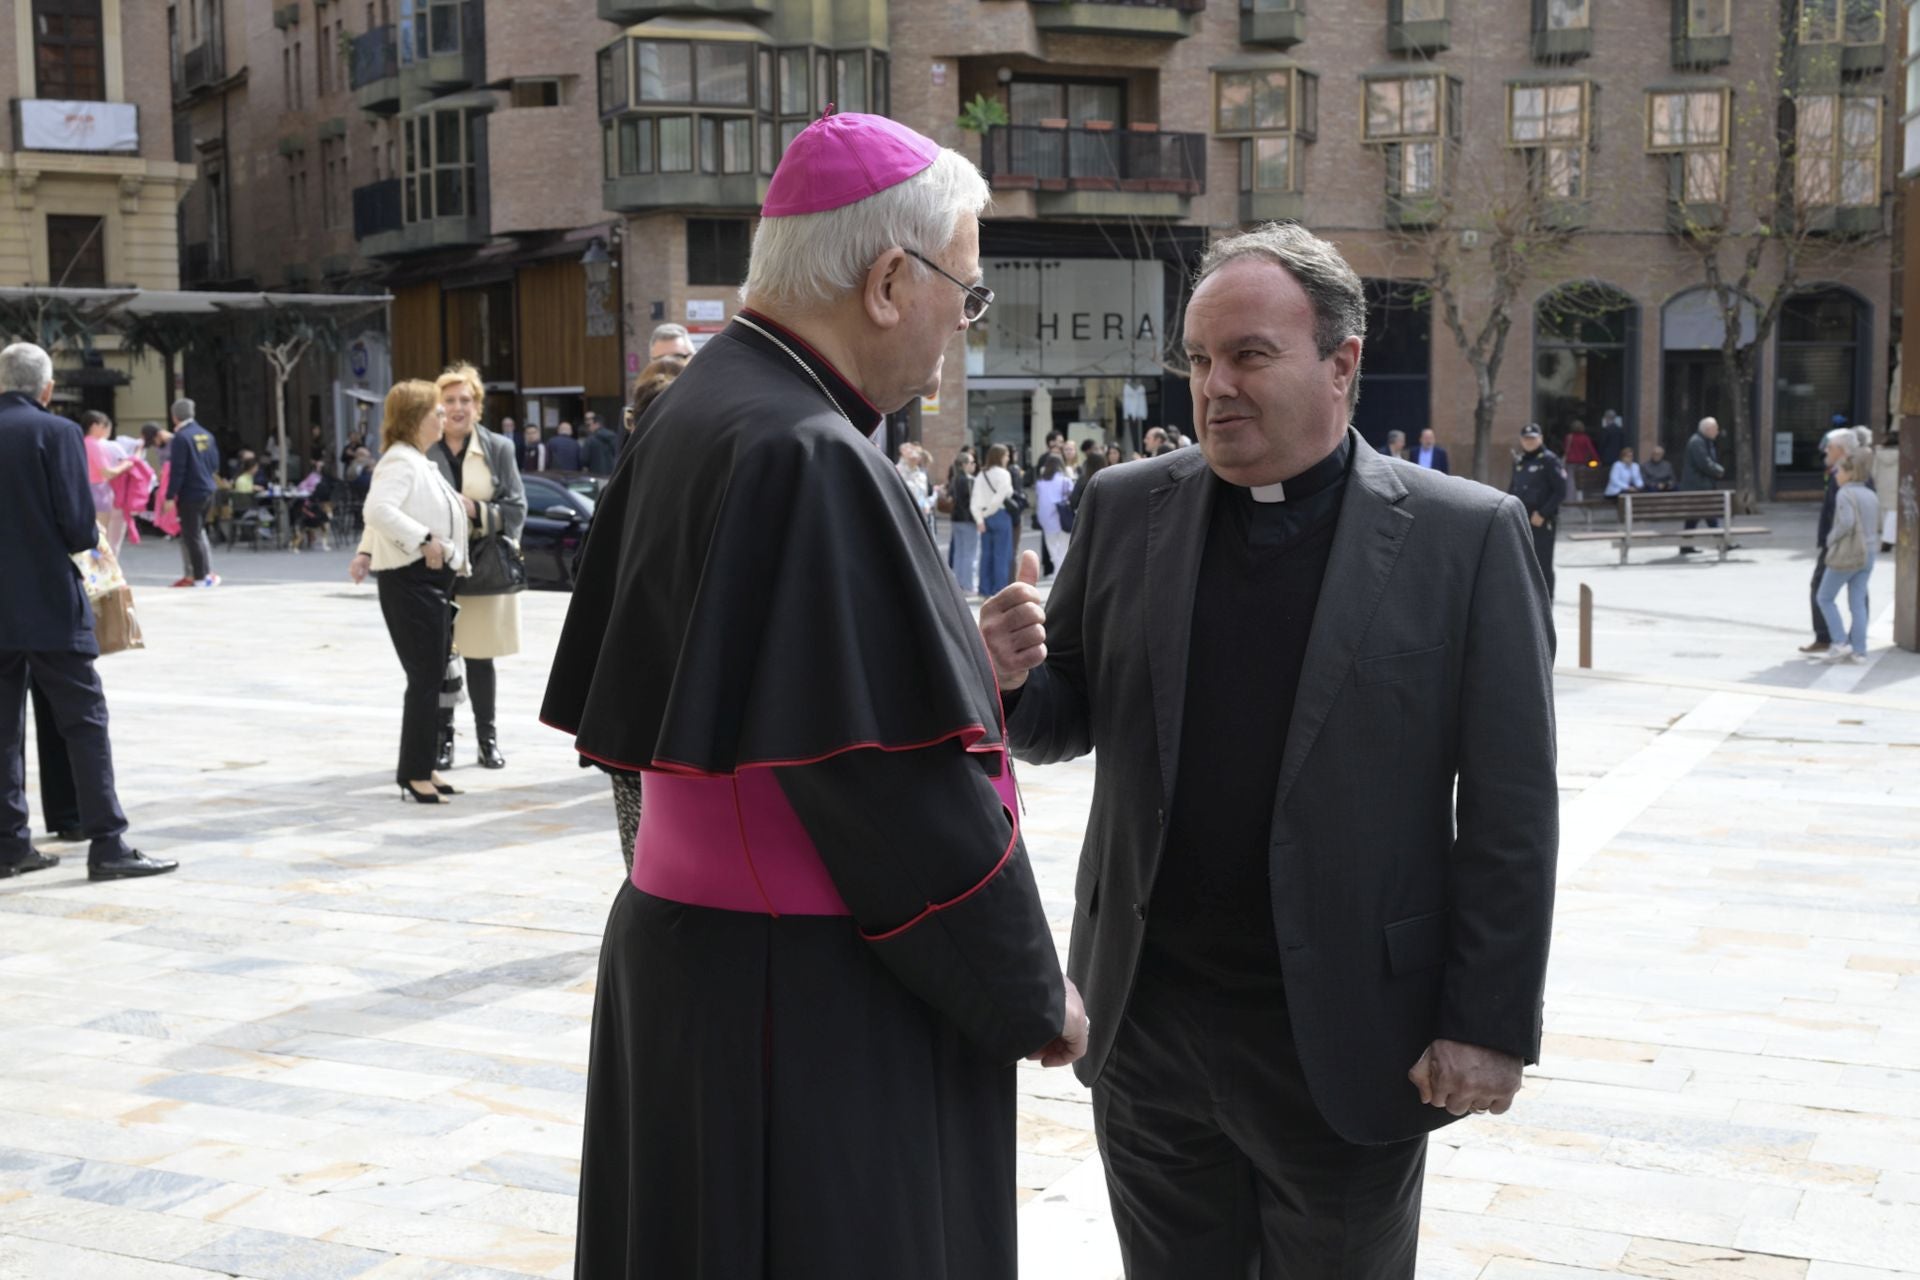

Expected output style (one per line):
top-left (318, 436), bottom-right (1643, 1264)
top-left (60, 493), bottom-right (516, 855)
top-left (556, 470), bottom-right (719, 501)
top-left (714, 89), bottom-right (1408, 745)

top-left (477, 727), bottom-right (506, 770)
top-left (436, 723), bottom-right (455, 771)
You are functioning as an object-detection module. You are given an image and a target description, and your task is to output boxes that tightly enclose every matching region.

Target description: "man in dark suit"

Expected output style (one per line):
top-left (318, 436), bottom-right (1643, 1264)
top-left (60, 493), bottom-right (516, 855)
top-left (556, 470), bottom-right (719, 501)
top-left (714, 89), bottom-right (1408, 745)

top-left (163, 397), bottom-right (220, 587)
top-left (1677, 415), bottom-right (1728, 554)
top-left (0, 342), bottom-right (177, 881)
top-left (546, 421), bottom-right (583, 472)
top-left (1411, 426), bottom-right (1451, 474)
top-left (980, 226), bottom-right (1557, 1277)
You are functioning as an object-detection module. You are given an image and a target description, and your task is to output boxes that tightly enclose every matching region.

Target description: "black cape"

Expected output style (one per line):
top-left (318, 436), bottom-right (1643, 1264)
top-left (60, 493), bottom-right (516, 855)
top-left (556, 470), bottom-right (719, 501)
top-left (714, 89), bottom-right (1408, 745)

top-left (545, 315), bottom-right (1064, 1279)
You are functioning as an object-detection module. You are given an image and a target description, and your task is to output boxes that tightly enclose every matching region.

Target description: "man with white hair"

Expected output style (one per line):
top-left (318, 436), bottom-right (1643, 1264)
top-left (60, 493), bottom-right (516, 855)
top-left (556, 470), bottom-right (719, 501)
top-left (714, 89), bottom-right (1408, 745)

top-left (647, 322), bottom-right (694, 361)
top-left (0, 342), bottom-right (177, 881)
top-left (163, 396), bottom-right (220, 586)
top-left (542, 111), bottom-right (1080, 1277)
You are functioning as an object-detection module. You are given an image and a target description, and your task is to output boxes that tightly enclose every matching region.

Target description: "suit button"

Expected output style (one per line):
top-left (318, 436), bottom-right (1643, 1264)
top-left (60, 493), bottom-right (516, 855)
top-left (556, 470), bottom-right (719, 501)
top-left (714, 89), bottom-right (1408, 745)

top-left (1132, 902), bottom-right (1146, 921)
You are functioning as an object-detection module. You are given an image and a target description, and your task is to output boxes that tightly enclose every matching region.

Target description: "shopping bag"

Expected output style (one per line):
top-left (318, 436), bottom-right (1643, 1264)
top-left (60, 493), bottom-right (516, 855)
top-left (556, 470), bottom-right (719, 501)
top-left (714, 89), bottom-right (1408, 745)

top-left (94, 585), bottom-right (146, 656)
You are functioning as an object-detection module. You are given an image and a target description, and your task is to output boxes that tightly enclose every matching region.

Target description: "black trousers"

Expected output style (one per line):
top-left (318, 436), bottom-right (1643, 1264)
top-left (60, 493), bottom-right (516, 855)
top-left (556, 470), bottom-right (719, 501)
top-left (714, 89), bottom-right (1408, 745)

top-left (177, 496), bottom-right (213, 580)
top-left (442, 655), bottom-right (495, 733)
top-left (27, 676), bottom-right (79, 832)
top-left (1809, 549), bottom-right (1832, 643)
top-left (376, 561), bottom-right (456, 785)
top-left (1094, 965), bottom-right (1426, 1280)
top-left (1530, 517), bottom-right (1557, 600)
top-left (1, 650), bottom-right (131, 864)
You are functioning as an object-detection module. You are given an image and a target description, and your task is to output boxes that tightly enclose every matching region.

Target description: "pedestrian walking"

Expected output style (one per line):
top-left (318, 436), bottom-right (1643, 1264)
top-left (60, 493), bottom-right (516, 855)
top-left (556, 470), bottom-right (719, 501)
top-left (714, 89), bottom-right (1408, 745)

top-left (163, 397), bottom-right (221, 587)
top-left (1509, 423), bottom-right (1565, 598)
top-left (1803, 429), bottom-right (1857, 653)
top-left (947, 446), bottom-right (980, 593)
top-left (1816, 452), bottom-right (1879, 665)
top-left (581, 412), bottom-right (620, 476)
top-left (972, 442), bottom-right (1017, 596)
top-left (1678, 416), bottom-right (1728, 554)
top-left (80, 411), bottom-right (135, 556)
top-left (979, 223), bottom-right (1557, 1279)
top-left (1034, 452), bottom-right (1073, 575)
top-left (355, 380), bottom-right (469, 804)
top-left (541, 110), bottom-right (1079, 1280)
top-left (545, 422), bottom-right (582, 472)
top-left (0, 341), bottom-right (178, 882)
top-left (1409, 426), bottom-right (1450, 474)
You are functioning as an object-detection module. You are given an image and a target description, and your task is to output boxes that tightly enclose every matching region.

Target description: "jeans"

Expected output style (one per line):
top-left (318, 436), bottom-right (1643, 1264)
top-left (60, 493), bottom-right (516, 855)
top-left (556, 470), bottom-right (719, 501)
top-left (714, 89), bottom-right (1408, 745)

top-left (1808, 549), bottom-right (1832, 643)
top-left (1816, 560), bottom-right (1873, 656)
top-left (978, 510), bottom-right (1014, 597)
top-left (177, 496), bottom-right (213, 580)
top-left (377, 561), bottom-right (457, 784)
top-left (948, 519), bottom-right (980, 594)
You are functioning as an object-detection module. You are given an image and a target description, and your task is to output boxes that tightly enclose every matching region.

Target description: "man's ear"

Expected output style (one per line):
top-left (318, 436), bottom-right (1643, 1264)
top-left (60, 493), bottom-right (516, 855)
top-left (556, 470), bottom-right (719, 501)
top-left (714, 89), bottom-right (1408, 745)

top-left (862, 248), bottom-right (909, 330)
top-left (1329, 335), bottom-right (1362, 403)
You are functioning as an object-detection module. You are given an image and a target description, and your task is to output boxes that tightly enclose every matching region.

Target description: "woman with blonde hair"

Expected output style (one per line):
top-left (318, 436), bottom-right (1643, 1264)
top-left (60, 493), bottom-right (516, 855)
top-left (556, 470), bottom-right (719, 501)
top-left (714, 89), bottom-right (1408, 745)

top-left (359, 380), bottom-right (469, 801)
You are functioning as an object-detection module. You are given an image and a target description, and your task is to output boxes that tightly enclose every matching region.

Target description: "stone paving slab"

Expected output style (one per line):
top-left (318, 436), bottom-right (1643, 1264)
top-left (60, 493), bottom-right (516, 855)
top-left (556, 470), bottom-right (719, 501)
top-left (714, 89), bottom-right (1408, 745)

top-left (0, 528), bottom-right (1914, 1277)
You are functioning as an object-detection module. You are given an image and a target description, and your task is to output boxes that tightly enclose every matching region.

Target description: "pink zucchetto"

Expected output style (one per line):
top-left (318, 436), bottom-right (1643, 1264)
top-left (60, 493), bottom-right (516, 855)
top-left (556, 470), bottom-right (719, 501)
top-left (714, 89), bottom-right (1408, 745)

top-left (760, 108), bottom-right (941, 218)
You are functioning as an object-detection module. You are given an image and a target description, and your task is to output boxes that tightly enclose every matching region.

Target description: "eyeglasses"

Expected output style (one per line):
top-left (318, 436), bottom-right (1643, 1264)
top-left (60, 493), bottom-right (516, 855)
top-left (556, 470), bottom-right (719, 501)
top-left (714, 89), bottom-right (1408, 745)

top-left (904, 249), bottom-right (993, 323)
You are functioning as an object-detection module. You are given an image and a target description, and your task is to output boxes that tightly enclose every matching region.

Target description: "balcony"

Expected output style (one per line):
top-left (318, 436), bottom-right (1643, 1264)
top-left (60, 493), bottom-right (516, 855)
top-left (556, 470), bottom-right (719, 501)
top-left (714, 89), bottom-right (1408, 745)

top-left (414, 1), bottom-right (486, 92)
top-left (1387, 0), bottom-right (1450, 54)
top-left (1028, 0), bottom-right (1202, 41)
top-left (353, 178), bottom-right (404, 240)
top-left (351, 26), bottom-right (402, 113)
top-left (178, 41), bottom-right (226, 97)
top-left (1804, 202), bottom-right (1886, 237)
top-left (354, 177), bottom-right (490, 258)
top-left (1385, 193), bottom-right (1444, 229)
top-left (10, 98), bottom-right (139, 154)
top-left (598, 0), bottom-right (774, 20)
top-left (1239, 191), bottom-right (1304, 223)
top-left (606, 172), bottom-right (766, 214)
top-left (981, 124), bottom-right (1204, 218)
top-left (1663, 155), bottom-right (1724, 236)
top-left (1240, 0), bottom-right (1304, 49)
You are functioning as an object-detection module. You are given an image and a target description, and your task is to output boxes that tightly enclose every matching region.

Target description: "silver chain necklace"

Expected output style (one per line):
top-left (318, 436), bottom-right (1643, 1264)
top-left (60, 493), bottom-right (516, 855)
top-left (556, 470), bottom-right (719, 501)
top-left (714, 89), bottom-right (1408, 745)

top-left (733, 315), bottom-right (852, 426)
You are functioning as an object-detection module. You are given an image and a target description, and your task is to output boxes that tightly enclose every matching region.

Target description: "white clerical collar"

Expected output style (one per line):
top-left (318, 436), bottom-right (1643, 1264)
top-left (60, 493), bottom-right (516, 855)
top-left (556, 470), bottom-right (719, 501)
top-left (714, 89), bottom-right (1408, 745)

top-left (1249, 481), bottom-right (1287, 504)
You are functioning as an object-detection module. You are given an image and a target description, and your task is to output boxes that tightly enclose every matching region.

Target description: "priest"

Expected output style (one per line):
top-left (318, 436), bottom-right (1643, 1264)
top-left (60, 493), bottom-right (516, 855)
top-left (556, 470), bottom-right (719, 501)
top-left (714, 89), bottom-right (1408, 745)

top-left (542, 111), bottom-right (1084, 1279)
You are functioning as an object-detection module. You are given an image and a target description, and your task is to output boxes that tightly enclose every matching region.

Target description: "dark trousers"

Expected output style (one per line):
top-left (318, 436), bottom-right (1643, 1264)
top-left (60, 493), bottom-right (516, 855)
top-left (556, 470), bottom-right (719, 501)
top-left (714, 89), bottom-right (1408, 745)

top-left (1530, 517), bottom-right (1557, 600)
top-left (376, 562), bottom-right (456, 785)
top-left (1, 650), bottom-right (131, 864)
top-left (178, 496), bottom-right (213, 580)
top-left (1809, 549), bottom-right (1832, 643)
top-left (27, 676), bottom-right (79, 832)
top-left (1094, 965), bottom-right (1426, 1280)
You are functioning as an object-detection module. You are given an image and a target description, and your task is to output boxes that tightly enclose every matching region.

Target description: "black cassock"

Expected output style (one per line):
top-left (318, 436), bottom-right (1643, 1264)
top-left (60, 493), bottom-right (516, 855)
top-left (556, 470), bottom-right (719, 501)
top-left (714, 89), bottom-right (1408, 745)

top-left (543, 313), bottom-right (1064, 1279)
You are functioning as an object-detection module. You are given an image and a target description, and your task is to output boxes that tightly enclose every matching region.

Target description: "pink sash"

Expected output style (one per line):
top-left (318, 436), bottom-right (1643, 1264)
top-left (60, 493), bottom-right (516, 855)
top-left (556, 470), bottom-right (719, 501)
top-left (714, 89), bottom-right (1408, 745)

top-left (630, 753), bottom-right (1020, 917)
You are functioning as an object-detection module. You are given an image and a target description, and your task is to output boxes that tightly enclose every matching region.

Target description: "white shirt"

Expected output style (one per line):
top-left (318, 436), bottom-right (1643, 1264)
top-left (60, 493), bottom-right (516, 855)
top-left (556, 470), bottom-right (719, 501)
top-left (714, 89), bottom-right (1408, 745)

top-left (970, 465), bottom-right (1014, 523)
top-left (1605, 461), bottom-right (1644, 498)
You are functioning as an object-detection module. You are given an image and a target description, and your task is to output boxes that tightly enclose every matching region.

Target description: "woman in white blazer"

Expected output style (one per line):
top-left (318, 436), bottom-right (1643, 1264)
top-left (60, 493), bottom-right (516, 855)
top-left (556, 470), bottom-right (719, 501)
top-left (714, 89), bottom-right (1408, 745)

top-left (362, 380), bottom-right (470, 803)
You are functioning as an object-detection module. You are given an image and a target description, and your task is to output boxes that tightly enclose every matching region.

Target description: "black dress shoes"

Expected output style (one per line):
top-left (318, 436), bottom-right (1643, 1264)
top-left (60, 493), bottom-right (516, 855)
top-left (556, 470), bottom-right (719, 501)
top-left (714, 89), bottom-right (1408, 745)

top-left (476, 731), bottom-right (506, 770)
top-left (0, 850), bottom-right (60, 878)
top-left (88, 849), bottom-right (179, 881)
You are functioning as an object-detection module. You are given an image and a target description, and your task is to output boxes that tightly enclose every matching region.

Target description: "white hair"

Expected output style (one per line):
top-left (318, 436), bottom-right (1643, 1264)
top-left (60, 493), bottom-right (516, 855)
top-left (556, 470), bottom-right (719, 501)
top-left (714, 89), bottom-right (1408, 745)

top-left (743, 148), bottom-right (990, 309)
top-left (0, 342), bottom-right (54, 394)
top-left (1851, 425), bottom-right (1873, 451)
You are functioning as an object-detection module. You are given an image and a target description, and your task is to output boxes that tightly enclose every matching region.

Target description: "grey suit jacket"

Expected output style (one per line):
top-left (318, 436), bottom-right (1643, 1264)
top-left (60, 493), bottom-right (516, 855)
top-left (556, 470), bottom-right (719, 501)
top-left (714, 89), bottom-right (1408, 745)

top-left (1007, 429), bottom-right (1559, 1145)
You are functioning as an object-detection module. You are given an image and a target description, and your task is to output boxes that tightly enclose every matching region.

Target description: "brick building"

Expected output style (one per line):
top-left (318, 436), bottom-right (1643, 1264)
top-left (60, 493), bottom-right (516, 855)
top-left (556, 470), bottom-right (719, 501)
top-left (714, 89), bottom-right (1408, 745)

top-left (600, 0), bottom-right (1897, 497)
top-left (169, 0), bottom-right (624, 455)
top-left (2, 0), bottom-right (196, 422)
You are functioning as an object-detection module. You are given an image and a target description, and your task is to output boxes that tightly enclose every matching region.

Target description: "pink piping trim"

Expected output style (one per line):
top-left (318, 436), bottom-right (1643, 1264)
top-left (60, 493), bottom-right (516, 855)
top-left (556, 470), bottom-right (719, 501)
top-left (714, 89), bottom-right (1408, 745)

top-left (543, 716), bottom-right (996, 779)
top-left (860, 811), bottom-right (1017, 943)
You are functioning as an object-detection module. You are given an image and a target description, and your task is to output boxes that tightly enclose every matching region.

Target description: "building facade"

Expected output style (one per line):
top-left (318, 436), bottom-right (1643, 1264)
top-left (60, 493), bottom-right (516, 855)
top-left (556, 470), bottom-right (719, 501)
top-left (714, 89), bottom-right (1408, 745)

top-left (3, 0), bottom-right (196, 422)
top-left (601, 0), bottom-right (1898, 497)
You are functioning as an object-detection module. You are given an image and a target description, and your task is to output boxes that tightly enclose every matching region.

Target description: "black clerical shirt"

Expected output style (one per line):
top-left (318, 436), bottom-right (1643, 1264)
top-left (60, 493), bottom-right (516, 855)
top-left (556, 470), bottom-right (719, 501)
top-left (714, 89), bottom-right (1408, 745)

top-left (1143, 438), bottom-right (1352, 993)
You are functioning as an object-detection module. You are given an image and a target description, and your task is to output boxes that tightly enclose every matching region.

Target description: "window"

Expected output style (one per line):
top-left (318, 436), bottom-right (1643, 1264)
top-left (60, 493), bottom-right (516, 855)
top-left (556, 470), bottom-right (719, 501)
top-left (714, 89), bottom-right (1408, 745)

top-left (320, 137), bottom-right (336, 228)
top-left (284, 47), bottom-right (293, 110)
top-left (1215, 68), bottom-right (1317, 195)
top-left (658, 116), bottom-right (693, 172)
top-left (1686, 0), bottom-right (1730, 36)
top-left (511, 78), bottom-right (561, 108)
top-left (1796, 94), bottom-right (1881, 207)
top-left (778, 48), bottom-right (809, 114)
top-left (424, 0), bottom-right (461, 55)
top-left (637, 42), bottom-right (693, 103)
top-left (1802, 0), bottom-right (1884, 45)
top-left (1363, 74), bottom-right (1458, 199)
top-left (1402, 0), bottom-right (1445, 17)
top-left (697, 44), bottom-right (752, 106)
top-left (1543, 0), bottom-right (1589, 27)
top-left (295, 40), bottom-right (304, 108)
top-left (1904, 0), bottom-right (1920, 174)
top-left (687, 219), bottom-right (751, 286)
top-left (1507, 82), bottom-right (1591, 198)
top-left (1646, 88), bottom-right (1728, 202)
top-left (402, 108), bottom-right (481, 221)
top-left (32, 0), bottom-right (104, 100)
top-left (598, 42), bottom-right (628, 113)
top-left (46, 214), bottom-right (105, 287)
top-left (835, 51), bottom-right (868, 112)
top-left (317, 22), bottom-right (330, 95)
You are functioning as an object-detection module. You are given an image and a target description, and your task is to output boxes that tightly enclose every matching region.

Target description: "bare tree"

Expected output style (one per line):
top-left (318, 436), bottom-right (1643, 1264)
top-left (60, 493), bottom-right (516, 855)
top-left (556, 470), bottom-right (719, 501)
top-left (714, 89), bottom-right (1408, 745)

top-left (1666, 0), bottom-right (1888, 512)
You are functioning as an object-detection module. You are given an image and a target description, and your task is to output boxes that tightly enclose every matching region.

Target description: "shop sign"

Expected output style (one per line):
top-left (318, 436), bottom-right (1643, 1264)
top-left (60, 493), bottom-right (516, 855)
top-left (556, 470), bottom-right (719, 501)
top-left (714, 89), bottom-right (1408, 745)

top-left (974, 258), bottom-right (1165, 378)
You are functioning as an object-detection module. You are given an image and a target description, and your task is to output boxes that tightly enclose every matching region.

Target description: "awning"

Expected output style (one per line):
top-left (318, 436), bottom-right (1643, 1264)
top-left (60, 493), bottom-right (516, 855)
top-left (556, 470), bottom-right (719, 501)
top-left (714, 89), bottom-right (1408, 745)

top-left (0, 286), bottom-right (390, 318)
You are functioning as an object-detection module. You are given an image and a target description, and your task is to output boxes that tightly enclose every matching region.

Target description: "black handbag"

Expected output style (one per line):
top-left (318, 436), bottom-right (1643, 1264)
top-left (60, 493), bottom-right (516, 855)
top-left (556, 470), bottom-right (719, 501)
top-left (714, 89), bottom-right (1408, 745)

top-left (462, 532), bottom-right (526, 596)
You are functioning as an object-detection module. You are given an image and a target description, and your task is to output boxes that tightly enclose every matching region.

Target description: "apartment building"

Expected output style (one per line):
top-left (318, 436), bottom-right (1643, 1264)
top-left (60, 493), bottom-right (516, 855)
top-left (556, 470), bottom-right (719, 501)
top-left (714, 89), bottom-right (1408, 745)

top-left (3, 0), bottom-right (196, 421)
top-left (171, 0), bottom-right (624, 445)
top-left (600, 0), bottom-right (1896, 496)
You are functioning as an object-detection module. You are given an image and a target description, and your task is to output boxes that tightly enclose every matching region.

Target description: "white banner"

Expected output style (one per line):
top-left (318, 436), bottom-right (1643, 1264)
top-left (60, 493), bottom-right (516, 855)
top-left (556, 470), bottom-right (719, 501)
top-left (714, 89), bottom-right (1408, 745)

top-left (17, 99), bottom-right (139, 154)
top-left (975, 258), bottom-right (1167, 378)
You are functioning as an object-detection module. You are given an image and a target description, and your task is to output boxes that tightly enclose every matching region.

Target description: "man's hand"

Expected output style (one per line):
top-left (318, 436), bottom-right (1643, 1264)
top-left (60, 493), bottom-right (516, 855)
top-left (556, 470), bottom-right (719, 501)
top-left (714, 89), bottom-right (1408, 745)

top-left (1028, 977), bottom-right (1088, 1069)
top-left (979, 551), bottom-right (1045, 691)
top-left (1529, 511), bottom-right (1545, 528)
top-left (1408, 1039), bottom-right (1523, 1117)
top-left (348, 552), bottom-right (371, 585)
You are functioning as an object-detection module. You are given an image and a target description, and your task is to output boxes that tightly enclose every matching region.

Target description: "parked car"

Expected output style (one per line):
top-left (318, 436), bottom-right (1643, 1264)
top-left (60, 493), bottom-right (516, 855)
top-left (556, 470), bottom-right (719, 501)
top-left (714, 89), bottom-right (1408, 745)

top-left (521, 473), bottom-right (595, 590)
top-left (528, 470), bottom-right (612, 505)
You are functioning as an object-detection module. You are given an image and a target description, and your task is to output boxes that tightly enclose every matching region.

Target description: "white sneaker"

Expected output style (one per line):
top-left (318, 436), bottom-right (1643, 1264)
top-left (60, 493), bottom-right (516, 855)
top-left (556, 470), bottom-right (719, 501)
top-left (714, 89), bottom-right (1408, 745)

top-left (1824, 648), bottom-right (1859, 664)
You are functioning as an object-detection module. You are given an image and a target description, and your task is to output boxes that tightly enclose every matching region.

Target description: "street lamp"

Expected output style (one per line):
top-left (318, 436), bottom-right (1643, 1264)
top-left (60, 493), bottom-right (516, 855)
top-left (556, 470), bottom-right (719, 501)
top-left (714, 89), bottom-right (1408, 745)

top-left (581, 237), bottom-right (612, 287)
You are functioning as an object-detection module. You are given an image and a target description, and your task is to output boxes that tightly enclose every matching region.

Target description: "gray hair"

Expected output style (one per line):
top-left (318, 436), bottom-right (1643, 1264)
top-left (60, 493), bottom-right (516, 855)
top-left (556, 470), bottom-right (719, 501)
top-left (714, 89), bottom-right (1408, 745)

top-left (648, 324), bottom-right (689, 346)
top-left (171, 397), bottom-right (196, 423)
top-left (0, 342), bottom-right (54, 394)
top-left (1197, 223), bottom-right (1367, 362)
top-left (743, 147), bottom-right (990, 309)
top-left (1851, 425), bottom-right (1874, 452)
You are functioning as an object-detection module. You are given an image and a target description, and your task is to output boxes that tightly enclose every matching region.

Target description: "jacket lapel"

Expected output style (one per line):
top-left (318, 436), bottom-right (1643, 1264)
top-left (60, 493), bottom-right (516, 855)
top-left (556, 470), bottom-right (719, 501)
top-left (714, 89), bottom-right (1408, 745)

top-left (1144, 450), bottom-right (1215, 806)
top-left (1271, 430), bottom-right (1413, 816)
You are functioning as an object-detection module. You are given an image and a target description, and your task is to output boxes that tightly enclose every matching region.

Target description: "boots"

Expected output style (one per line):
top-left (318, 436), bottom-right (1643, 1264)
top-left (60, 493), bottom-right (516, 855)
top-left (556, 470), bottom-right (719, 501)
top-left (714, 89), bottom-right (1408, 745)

top-left (436, 719), bottom-right (456, 771)
top-left (476, 724), bottom-right (506, 770)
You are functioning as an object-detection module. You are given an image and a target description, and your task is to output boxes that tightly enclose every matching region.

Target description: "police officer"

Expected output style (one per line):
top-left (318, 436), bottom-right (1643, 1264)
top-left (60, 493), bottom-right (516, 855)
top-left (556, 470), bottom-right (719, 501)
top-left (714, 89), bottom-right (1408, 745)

top-left (1509, 423), bottom-right (1565, 599)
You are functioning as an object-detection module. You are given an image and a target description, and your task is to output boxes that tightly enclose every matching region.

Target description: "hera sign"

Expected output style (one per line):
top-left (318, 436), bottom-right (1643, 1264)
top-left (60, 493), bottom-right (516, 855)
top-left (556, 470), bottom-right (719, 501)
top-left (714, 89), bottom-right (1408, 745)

top-left (976, 258), bottom-right (1165, 378)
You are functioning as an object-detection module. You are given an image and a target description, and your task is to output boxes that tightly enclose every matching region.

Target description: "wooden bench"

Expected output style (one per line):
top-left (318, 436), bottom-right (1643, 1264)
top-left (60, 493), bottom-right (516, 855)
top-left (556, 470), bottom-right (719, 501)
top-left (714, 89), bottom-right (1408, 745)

top-left (1565, 490), bottom-right (1770, 563)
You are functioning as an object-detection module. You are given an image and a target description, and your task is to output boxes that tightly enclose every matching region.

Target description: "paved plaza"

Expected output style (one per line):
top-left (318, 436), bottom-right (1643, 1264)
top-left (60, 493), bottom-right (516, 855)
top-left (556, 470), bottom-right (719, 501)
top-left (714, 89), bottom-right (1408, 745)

top-left (1, 507), bottom-right (1917, 1278)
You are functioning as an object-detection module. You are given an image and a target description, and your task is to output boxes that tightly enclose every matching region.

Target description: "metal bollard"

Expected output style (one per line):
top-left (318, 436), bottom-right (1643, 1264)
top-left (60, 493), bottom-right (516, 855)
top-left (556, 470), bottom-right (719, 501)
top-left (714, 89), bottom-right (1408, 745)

top-left (1578, 583), bottom-right (1593, 670)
